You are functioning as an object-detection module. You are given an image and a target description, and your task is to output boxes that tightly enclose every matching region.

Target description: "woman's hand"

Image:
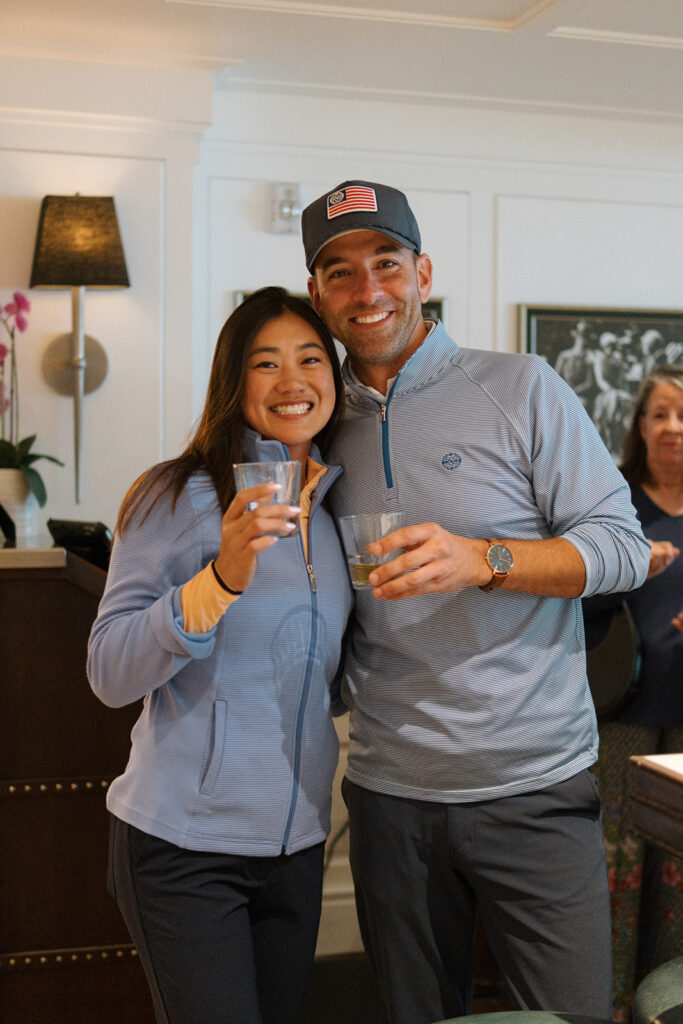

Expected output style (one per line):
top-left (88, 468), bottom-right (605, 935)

top-left (673, 610), bottom-right (683, 634)
top-left (213, 483), bottom-right (300, 594)
top-left (646, 539), bottom-right (680, 580)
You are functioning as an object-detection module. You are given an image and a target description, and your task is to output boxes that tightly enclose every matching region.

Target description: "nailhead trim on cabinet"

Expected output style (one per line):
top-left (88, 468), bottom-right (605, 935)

top-left (1, 945), bottom-right (139, 972)
top-left (0, 777), bottom-right (111, 796)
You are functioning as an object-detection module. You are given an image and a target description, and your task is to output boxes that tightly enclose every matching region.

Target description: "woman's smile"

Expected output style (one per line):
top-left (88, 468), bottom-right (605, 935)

top-left (270, 400), bottom-right (314, 416)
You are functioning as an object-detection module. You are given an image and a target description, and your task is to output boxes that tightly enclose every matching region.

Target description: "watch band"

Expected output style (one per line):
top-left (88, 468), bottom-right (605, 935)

top-left (479, 539), bottom-right (512, 592)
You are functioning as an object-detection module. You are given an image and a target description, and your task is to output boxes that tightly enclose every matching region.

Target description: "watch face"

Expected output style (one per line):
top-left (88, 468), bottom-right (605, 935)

top-left (488, 544), bottom-right (513, 574)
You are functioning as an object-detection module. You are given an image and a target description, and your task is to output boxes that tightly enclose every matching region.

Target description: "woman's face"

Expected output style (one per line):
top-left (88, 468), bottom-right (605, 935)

top-left (639, 381), bottom-right (683, 470)
top-left (242, 310), bottom-right (336, 463)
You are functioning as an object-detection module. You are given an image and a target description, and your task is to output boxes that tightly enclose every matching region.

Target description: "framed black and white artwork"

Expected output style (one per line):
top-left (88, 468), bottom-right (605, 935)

top-left (519, 305), bottom-right (683, 459)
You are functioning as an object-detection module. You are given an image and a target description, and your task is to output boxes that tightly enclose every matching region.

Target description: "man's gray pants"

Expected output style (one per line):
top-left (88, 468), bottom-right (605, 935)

top-left (343, 770), bottom-right (613, 1024)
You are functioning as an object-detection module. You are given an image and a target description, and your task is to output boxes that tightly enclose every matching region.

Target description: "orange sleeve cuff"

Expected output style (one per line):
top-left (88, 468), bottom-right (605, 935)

top-left (181, 562), bottom-right (240, 634)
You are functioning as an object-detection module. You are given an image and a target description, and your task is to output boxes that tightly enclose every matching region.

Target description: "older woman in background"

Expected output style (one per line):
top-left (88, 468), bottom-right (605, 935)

top-left (586, 363), bottom-right (682, 1020)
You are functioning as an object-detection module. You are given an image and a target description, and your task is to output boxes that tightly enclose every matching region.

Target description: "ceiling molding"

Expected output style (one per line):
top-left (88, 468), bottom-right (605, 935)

top-left (168, 0), bottom-right (558, 31)
top-left (550, 27), bottom-right (683, 51)
top-left (0, 104), bottom-right (212, 137)
top-left (0, 42), bottom-right (241, 72)
top-left (215, 75), bottom-right (683, 124)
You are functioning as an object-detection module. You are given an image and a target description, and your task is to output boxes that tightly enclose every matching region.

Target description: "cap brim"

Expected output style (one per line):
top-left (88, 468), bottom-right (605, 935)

top-left (307, 226), bottom-right (419, 273)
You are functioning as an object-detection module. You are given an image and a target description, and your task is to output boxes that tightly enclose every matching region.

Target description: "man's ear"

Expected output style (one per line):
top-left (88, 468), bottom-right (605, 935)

top-left (416, 253), bottom-right (433, 303)
top-left (307, 276), bottom-right (321, 313)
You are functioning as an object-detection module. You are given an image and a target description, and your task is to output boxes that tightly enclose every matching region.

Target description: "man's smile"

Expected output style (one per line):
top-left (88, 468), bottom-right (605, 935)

top-left (351, 311), bottom-right (393, 325)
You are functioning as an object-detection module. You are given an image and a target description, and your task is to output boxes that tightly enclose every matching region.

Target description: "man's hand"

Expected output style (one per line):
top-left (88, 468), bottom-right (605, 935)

top-left (366, 524), bottom-right (489, 600)
top-left (365, 526), bottom-right (586, 601)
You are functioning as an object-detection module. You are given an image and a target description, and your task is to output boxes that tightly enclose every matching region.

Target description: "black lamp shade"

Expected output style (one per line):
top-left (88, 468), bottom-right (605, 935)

top-left (30, 195), bottom-right (130, 289)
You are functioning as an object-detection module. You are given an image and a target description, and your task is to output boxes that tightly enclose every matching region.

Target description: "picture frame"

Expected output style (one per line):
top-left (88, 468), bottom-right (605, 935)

top-left (233, 292), bottom-right (447, 328)
top-left (519, 304), bottom-right (683, 460)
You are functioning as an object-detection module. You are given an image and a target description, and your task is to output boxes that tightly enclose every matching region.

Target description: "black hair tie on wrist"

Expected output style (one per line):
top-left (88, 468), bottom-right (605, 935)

top-left (211, 560), bottom-right (244, 596)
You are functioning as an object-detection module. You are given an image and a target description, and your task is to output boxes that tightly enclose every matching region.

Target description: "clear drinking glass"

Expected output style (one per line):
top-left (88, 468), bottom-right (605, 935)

top-left (338, 510), bottom-right (406, 589)
top-left (233, 460), bottom-right (302, 538)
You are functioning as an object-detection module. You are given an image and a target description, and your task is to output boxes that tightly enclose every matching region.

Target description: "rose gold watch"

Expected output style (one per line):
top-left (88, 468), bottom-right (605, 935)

top-left (479, 540), bottom-right (514, 592)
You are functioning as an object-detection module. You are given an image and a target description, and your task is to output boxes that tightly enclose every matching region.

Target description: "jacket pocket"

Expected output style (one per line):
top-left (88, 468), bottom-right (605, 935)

top-left (199, 699), bottom-right (227, 795)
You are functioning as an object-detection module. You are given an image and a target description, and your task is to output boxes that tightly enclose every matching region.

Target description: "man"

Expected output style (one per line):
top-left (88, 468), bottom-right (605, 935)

top-left (300, 181), bottom-right (651, 1024)
top-left (554, 320), bottom-right (594, 411)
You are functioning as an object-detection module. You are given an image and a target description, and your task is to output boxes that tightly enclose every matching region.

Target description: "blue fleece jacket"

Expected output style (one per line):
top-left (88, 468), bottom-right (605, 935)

top-left (87, 435), bottom-right (353, 855)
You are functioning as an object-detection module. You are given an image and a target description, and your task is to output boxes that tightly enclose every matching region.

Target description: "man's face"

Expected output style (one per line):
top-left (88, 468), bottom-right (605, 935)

top-left (308, 230), bottom-right (432, 379)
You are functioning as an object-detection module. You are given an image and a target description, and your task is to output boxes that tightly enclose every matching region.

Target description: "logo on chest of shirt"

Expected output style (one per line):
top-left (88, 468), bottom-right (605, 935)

top-left (441, 452), bottom-right (462, 470)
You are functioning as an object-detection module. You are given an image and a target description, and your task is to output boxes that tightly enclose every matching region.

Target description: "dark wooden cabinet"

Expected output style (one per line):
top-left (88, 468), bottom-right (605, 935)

top-left (0, 551), bottom-right (155, 1023)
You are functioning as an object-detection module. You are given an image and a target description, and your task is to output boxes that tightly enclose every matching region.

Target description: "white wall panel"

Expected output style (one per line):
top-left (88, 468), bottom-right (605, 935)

top-left (496, 195), bottom-right (683, 352)
top-left (0, 150), bottom-right (164, 531)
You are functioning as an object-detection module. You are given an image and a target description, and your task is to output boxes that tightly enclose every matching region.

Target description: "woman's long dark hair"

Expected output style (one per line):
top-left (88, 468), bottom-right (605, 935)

top-left (116, 287), bottom-right (345, 534)
top-left (619, 363), bottom-right (683, 486)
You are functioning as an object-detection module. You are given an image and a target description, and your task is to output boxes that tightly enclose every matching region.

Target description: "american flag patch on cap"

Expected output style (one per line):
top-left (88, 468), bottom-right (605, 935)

top-left (327, 185), bottom-right (378, 220)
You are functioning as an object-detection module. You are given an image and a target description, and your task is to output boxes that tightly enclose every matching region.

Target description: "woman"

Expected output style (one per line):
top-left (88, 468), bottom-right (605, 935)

top-left (87, 287), bottom-right (353, 1024)
top-left (585, 363), bottom-right (682, 1020)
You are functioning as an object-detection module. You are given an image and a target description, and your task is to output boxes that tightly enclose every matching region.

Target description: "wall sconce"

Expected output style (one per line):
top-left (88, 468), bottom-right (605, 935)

top-left (268, 183), bottom-right (310, 234)
top-left (29, 194), bottom-right (130, 503)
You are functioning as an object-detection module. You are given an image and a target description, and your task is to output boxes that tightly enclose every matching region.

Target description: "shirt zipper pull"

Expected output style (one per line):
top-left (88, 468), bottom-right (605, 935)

top-left (380, 403), bottom-right (387, 422)
top-left (307, 564), bottom-right (318, 592)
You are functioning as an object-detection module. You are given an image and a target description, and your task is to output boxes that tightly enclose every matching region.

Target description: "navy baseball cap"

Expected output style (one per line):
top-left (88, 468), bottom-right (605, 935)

top-left (302, 180), bottom-right (421, 272)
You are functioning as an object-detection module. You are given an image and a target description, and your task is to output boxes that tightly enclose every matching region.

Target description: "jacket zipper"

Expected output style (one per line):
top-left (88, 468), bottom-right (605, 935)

top-left (380, 378), bottom-right (399, 489)
top-left (281, 519), bottom-right (319, 850)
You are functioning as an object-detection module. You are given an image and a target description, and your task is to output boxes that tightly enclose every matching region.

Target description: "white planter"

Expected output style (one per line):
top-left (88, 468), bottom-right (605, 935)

top-left (0, 468), bottom-right (40, 544)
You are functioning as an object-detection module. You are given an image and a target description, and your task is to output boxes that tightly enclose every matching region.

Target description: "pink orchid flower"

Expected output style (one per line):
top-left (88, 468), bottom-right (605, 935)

top-left (3, 291), bottom-right (31, 332)
top-left (0, 342), bottom-right (8, 364)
